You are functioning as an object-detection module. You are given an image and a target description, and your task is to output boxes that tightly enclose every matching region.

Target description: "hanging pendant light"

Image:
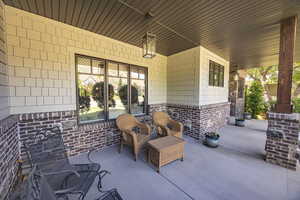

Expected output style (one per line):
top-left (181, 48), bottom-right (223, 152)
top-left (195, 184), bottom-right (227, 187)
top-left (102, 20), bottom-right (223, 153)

top-left (142, 12), bottom-right (156, 59)
top-left (142, 32), bottom-right (156, 58)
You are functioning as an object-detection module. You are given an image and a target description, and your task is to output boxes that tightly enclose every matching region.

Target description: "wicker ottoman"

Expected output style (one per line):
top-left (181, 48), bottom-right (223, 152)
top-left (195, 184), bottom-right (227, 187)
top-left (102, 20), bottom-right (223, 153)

top-left (147, 136), bottom-right (185, 173)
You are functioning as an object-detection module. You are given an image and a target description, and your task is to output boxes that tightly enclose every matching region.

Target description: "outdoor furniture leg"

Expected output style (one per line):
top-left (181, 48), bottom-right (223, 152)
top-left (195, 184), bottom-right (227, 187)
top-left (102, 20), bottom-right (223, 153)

top-left (119, 140), bottom-right (123, 153)
top-left (134, 154), bottom-right (137, 162)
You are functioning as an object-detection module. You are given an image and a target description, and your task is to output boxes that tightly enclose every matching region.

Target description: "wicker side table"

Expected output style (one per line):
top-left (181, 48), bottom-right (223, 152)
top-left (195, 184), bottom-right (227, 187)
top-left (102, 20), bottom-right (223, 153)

top-left (147, 136), bottom-right (185, 173)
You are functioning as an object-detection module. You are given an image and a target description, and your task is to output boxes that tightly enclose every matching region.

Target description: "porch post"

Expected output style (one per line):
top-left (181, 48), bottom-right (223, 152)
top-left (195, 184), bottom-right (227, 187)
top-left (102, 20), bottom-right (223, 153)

top-left (275, 16), bottom-right (297, 113)
top-left (265, 16), bottom-right (299, 170)
top-left (229, 66), bottom-right (246, 119)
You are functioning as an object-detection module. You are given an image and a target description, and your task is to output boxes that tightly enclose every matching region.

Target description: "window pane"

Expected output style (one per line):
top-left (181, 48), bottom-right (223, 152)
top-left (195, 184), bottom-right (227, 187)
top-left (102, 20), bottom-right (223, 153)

top-left (78, 74), bottom-right (105, 122)
top-left (77, 57), bottom-right (91, 73)
top-left (92, 60), bottom-right (105, 75)
top-left (108, 62), bottom-right (118, 76)
top-left (108, 62), bottom-right (128, 119)
top-left (209, 61), bottom-right (214, 86)
top-left (119, 64), bottom-right (129, 78)
top-left (131, 66), bottom-right (139, 79)
top-left (139, 69), bottom-right (145, 80)
top-left (219, 66), bottom-right (224, 87)
top-left (131, 79), bottom-right (146, 115)
top-left (108, 77), bottom-right (128, 119)
top-left (213, 65), bottom-right (219, 86)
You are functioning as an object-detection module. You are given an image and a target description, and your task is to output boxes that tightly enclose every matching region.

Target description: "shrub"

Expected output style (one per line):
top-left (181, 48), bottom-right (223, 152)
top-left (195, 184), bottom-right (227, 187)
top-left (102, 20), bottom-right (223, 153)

top-left (292, 98), bottom-right (300, 113)
top-left (79, 93), bottom-right (91, 113)
top-left (246, 80), bottom-right (264, 119)
top-left (92, 82), bottom-right (115, 108)
top-left (118, 85), bottom-right (138, 105)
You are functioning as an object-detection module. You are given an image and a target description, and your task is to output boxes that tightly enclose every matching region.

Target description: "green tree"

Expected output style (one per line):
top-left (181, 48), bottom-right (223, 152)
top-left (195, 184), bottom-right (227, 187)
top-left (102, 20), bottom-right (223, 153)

top-left (246, 81), bottom-right (264, 119)
top-left (118, 85), bottom-right (138, 105)
top-left (246, 62), bottom-right (300, 100)
top-left (117, 79), bottom-right (123, 93)
top-left (246, 65), bottom-right (277, 102)
top-left (92, 82), bottom-right (115, 108)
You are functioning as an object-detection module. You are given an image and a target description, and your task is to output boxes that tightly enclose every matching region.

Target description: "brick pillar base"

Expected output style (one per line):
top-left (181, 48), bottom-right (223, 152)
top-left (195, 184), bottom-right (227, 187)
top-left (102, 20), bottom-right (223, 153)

top-left (265, 112), bottom-right (300, 170)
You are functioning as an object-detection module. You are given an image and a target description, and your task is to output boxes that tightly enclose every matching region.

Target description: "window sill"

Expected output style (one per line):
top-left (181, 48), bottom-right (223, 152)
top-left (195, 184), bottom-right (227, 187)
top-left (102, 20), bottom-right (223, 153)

top-left (78, 113), bottom-right (148, 127)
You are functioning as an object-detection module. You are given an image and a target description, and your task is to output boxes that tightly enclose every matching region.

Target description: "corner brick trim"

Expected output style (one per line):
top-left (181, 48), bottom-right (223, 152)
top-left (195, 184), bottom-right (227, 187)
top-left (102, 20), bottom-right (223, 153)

top-left (199, 102), bottom-right (231, 110)
top-left (165, 102), bottom-right (230, 140)
top-left (265, 112), bottom-right (300, 170)
top-left (0, 115), bottom-right (19, 200)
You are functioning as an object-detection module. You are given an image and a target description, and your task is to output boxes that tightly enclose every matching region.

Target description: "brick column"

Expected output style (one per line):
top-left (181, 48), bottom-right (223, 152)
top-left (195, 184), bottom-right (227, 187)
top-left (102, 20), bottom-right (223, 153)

top-left (229, 70), bottom-right (238, 116)
top-left (265, 16), bottom-right (298, 170)
top-left (265, 112), bottom-right (299, 170)
top-left (229, 68), bottom-right (246, 119)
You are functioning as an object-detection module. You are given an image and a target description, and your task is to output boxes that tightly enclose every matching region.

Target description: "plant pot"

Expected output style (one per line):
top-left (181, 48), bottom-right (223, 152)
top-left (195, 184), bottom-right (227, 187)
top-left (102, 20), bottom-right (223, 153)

top-left (244, 113), bottom-right (252, 120)
top-left (235, 119), bottom-right (245, 127)
top-left (205, 137), bottom-right (219, 148)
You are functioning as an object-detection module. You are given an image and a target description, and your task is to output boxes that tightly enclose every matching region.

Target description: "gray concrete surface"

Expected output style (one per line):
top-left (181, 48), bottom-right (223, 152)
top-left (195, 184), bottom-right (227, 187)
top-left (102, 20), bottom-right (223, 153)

top-left (71, 119), bottom-right (300, 200)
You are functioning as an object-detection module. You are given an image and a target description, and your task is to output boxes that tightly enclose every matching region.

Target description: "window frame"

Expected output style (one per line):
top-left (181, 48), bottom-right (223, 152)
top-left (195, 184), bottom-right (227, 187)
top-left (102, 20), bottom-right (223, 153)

top-left (209, 60), bottom-right (224, 87)
top-left (75, 54), bottom-right (148, 124)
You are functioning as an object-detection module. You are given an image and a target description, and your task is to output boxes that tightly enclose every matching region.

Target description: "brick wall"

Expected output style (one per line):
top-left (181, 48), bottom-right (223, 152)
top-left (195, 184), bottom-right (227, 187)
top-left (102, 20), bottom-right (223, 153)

top-left (228, 70), bottom-right (245, 118)
top-left (0, 115), bottom-right (19, 200)
top-left (265, 112), bottom-right (300, 170)
top-left (17, 104), bottom-right (165, 161)
top-left (17, 102), bottom-right (229, 162)
top-left (0, 0), bottom-right (9, 120)
top-left (18, 111), bottom-right (120, 160)
top-left (168, 102), bottom-right (230, 140)
top-left (5, 6), bottom-right (167, 115)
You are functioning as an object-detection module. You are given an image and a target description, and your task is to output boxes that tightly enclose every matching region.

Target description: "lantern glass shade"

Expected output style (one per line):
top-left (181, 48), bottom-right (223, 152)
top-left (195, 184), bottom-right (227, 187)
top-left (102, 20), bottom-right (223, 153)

top-left (142, 32), bottom-right (156, 58)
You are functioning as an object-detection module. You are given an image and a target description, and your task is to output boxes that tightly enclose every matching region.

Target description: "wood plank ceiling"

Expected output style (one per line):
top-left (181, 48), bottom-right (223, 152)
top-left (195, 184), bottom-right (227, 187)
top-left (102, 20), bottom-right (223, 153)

top-left (3, 0), bottom-right (300, 69)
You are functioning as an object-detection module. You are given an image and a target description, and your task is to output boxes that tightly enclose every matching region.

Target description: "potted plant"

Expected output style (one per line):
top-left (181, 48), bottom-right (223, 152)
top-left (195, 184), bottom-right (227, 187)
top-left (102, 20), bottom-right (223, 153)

top-left (204, 132), bottom-right (220, 148)
top-left (235, 118), bottom-right (245, 127)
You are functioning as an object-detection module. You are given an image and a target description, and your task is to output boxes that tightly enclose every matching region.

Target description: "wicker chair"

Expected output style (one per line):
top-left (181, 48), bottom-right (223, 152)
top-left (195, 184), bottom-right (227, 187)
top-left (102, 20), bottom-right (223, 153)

top-left (23, 126), bottom-right (110, 200)
top-left (116, 114), bottom-right (151, 161)
top-left (152, 111), bottom-right (183, 138)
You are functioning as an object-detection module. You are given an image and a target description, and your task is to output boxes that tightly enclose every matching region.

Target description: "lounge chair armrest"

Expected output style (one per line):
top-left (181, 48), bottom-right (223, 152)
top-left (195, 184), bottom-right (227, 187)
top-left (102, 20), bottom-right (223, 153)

top-left (54, 187), bottom-right (79, 196)
top-left (43, 169), bottom-right (81, 178)
top-left (158, 125), bottom-right (171, 136)
top-left (137, 122), bottom-right (151, 135)
top-left (123, 129), bottom-right (138, 147)
top-left (169, 120), bottom-right (183, 132)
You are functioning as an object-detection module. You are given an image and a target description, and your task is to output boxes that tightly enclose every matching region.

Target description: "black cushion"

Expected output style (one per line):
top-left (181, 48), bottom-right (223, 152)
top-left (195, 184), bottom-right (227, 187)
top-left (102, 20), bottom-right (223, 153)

top-left (166, 123), bottom-right (173, 130)
top-left (132, 126), bottom-right (141, 134)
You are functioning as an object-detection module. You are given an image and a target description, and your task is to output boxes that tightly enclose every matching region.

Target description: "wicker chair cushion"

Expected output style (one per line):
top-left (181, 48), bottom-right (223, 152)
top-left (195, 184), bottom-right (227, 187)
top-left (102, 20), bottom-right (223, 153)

top-left (166, 123), bottom-right (173, 130)
top-left (132, 126), bottom-right (141, 134)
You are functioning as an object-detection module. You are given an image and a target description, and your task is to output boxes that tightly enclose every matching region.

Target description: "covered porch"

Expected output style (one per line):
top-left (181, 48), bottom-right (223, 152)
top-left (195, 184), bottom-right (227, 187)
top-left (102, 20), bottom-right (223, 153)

top-left (73, 121), bottom-right (299, 200)
top-left (0, 0), bottom-right (300, 200)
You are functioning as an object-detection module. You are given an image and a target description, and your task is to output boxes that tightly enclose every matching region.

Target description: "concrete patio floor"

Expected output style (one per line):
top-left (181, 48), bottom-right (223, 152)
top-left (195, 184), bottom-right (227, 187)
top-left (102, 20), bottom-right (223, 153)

top-left (71, 120), bottom-right (300, 200)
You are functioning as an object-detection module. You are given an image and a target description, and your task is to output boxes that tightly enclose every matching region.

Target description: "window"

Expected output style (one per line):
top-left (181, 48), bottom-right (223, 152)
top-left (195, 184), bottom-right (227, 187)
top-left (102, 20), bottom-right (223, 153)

top-left (76, 55), bottom-right (148, 123)
top-left (209, 60), bottom-right (224, 87)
